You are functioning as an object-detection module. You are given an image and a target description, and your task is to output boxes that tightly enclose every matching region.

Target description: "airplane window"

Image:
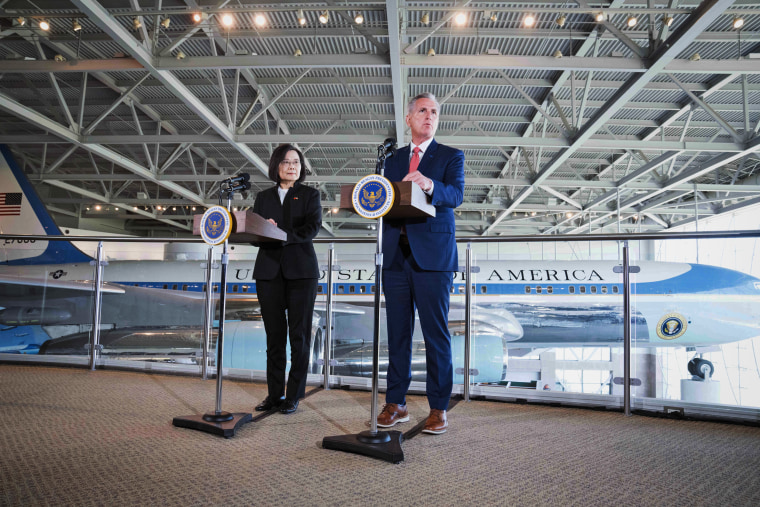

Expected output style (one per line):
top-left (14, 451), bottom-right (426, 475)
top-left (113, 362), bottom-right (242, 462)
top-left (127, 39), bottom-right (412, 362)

top-left (232, 284), bottom-right (238, 292)
top-left (163, 284), bottom-right (168, 289)
top-left (451, 286), bottom-right (456, 294)
top-left (471, 285), bottom-right (476, 294)
top-left (569, 286), bottom-right (575, 294)
top-left (480, 285), bottom-right (487, 294)
top-left (459, 285), bottom-right (465, 294)
top-left (360, 285), bottom-right (366, 293)
top-left (317, 285), bottom-right (323, 293)
top-left (203, 284), bottom-right (207, 292)
top-left (613, 286), bottom-right (619, 294)
top-left (242, 285), bottom-right (248, 293)
top-left (338, 285), bottom-right (344, 293)
top-left (590, 286), bottom-right (597, 294)
top-left (349, 285), bottom-right (355, 293)
top-left (172, 284), bottom-right (178, 290)
top-left (371, 286), bottom-right (375, 293)
top-left (525, 286), bottom-right (530, 294)
top-left (536, 286), bottom-right (542, 294)
top-left (182, 284), bottom-right (188, 291)
top-left (213, 285), bottom-right (219, 293)
top-left (601, 286), bottom-right (608, 294)
top-left (580, 286), bottom-right (586, 294)
top-left (547, 286), bottom-right (553, 294)
top-left (134, 283), bottom-right (138, 287)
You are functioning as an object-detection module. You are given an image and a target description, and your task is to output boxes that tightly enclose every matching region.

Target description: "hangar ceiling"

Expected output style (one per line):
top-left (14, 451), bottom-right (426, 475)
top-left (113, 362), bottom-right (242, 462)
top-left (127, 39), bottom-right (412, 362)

top-left (0, 0), bottom-right (758, 237)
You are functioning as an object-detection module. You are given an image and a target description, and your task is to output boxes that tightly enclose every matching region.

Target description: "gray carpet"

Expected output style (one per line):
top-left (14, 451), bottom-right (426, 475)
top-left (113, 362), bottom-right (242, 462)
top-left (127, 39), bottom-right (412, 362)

top-left (1, 364), bottom-right (759, 506)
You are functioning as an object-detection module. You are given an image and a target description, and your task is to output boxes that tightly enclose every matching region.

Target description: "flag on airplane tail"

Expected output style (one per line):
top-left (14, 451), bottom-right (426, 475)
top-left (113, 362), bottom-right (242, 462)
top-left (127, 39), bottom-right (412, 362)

top-left (0, 192), bottom-right (22, 215)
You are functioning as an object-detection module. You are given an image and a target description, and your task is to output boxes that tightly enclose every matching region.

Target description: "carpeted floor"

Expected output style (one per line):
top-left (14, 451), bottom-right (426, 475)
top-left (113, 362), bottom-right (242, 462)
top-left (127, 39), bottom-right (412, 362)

top-left (1, 363), bottom-right (759, 506)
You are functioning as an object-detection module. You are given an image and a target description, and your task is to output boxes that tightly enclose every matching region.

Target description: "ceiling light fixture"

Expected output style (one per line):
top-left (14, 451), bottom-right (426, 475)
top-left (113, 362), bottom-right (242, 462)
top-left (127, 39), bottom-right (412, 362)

top-left (192, 12), bottom-right (206, 23)
top-left (132, 17), bottom-right (142, 30)
top-left (332, 208), bottom-right (339, 214)
top-left (160, 18), bottom-right (170, 29)
top-left (556, 15), bottom-right (566, 27)
top-left (254, 13), bottom-right (266, 27)
top-left (354, 13), bottom-right (364, 24)
top-left (627, 15), bottom-right (637, 28)
top-left (95, 204), bottom-right (102, 211)
top-left (553, 49), bottom-right (563, 58)
top-left (72, 20), bottom-right (82, 31)
top-left (319, 11), bottom-right (329, 24)
top-left (176, 50), bottom-right (186, 60)
top-left (594, 12), bottom-right (605, 23)
top-left (54, 54), bottom-right (66, 62)
top-left (16, 17), bottom-right (25, 26)
top-left (39, 19), bottom-right (50, 31)
top-left (523, 14), bottom-right (536, 27)
top-left (690, 52), bottom-right (701, 61)
top-left (221, 14), bottom-right (234, 27)
top-left (297, 9), bottom-right (306, 25)
top-left (664, 15), bottom-right (674, 27)
top-left (455, 12), bottom-right (466, 25)
top-left (427, 47), bottom-right (435, 56)
top-left (294, 48), bottom-right (302, 57)
top-left (490, 13), bottom-right (498, 22)
top-left (421, 13), bottom-right (430, 25)
top-left (733, 16), bottom-right (744, 30)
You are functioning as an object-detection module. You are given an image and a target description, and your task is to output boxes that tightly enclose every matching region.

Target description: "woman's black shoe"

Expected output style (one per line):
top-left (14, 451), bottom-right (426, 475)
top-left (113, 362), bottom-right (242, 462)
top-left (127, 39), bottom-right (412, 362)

top-left (255, 396), bottom-right (283, 412)
top-left (280, 399), bottom-right (299, 414)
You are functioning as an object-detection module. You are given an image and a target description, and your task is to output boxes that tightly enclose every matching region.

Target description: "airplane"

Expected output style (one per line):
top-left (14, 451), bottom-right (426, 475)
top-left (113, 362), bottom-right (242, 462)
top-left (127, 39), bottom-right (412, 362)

top-left (2, 145), bottom-right (759, 386)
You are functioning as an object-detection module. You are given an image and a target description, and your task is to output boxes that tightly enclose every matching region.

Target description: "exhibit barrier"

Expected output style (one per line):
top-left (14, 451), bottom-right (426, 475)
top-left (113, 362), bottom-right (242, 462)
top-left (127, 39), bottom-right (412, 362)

top-left (2, 230), bottom-right (760, 424)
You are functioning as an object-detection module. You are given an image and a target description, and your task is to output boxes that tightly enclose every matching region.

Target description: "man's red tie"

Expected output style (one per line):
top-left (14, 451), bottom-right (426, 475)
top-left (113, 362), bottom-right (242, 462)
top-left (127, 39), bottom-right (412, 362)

top-left (409, 147), bottom-right (421, 173)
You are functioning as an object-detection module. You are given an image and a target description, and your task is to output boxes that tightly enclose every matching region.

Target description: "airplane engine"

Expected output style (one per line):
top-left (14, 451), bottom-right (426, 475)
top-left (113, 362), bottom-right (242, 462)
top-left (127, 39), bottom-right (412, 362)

top-left (0, 307), bottom-right (71, 326)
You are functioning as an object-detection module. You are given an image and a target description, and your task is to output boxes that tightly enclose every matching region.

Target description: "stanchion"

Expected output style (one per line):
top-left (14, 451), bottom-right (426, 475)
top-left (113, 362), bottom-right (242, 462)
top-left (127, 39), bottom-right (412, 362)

top-left (173, 181), bottom-right (252, 438)
top-left (322, 139), bottom-right (404, 463)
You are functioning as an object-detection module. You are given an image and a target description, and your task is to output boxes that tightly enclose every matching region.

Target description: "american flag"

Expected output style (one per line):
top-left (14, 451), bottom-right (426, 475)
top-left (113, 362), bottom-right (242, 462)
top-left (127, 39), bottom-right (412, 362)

top-left (0, 192), bottom-right (22, 216)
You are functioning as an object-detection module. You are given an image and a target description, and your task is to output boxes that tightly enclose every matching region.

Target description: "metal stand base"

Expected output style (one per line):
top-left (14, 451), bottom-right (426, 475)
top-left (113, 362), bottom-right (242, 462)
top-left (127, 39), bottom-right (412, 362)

top-left (322, 430), bottom-right (404, 463)
top-left (172, 412), bottom-right (252, 438)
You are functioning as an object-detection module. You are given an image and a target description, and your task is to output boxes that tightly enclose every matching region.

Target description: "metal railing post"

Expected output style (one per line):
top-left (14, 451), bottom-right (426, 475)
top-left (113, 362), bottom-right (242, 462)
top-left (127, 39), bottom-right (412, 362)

top-left (464, 242), bottom-right (473, 402)
top-left (88, 241), bottom-right (104, 371)
top-left (201, 246), bottom-right (215, 380)
top-left (323, 244), bottom-right (335, 389)
top-left (623, 240), bottom-right (632, 416)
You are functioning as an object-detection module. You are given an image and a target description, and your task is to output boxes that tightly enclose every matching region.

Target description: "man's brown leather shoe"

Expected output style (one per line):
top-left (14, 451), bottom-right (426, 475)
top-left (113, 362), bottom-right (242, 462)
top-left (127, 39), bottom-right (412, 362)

top-left (422, 409), bottom-right (448, 434)
top-left (376, 403), bottom-right (410, 428)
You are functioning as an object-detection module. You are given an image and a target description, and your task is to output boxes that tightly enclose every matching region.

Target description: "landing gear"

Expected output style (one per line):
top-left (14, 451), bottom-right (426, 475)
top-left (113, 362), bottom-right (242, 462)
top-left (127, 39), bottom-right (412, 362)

top-left (687, 357), bottom-right (714, 379)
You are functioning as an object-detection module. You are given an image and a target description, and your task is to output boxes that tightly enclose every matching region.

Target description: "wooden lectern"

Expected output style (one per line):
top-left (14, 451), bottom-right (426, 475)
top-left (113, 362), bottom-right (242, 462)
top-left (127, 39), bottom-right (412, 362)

top-left (193, 210), bottom-right (287, 243)
top-left (339, 181), bottom-right (435, 218)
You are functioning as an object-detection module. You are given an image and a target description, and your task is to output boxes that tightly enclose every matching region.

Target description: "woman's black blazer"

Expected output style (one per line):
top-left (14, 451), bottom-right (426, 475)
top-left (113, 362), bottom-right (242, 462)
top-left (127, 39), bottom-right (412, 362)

top-left (252, 182), bottom-right (321, 280)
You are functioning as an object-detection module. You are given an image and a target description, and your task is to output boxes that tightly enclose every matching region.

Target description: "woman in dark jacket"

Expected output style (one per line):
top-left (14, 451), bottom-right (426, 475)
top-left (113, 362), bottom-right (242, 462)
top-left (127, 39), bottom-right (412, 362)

top-left (252, 144), bottom-right (321, 414)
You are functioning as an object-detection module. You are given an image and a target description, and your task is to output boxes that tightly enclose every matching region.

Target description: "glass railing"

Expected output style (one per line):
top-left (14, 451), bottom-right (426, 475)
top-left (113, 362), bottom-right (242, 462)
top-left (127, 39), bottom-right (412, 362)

top-left (2, 230), bottom-right (760, 424)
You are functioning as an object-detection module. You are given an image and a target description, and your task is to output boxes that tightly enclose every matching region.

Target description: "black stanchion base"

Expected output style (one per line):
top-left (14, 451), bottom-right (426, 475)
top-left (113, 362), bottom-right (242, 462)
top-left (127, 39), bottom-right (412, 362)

top-left (322, 430), bottom-right (404, 463)
top-left (172, 412), bottom-right (252, 438)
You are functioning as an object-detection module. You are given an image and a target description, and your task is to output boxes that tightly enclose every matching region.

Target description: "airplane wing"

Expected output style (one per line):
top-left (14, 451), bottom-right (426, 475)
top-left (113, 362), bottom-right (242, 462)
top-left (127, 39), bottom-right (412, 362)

top-left (0, 274), bottom-right (125, 301)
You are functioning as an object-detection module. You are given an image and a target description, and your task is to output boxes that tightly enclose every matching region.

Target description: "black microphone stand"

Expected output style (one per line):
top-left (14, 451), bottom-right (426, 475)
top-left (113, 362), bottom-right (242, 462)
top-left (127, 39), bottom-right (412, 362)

top-left (322, 142), bottom-right (404, 463)
top-left (172, 181), bottom-right (253, 438)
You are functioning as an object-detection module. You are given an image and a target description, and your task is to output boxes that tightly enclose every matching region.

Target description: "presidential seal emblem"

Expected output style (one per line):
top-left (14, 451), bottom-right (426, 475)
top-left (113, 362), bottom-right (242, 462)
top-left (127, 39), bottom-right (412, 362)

top-left (656, 312), bottom-right (688, 340)
top-left (352, 175), bottom-right (394, 219)
top-left (199, 205), bottom-right (233, 246)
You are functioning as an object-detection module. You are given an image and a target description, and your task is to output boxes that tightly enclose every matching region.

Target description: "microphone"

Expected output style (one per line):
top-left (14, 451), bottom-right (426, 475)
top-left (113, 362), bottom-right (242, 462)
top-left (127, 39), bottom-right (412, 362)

top-left (379, 137), bottom-right (397, 158)
top-left (225, 172), bottom-right (250, 185)
top-left (228, 181), bottom-right (252, 193)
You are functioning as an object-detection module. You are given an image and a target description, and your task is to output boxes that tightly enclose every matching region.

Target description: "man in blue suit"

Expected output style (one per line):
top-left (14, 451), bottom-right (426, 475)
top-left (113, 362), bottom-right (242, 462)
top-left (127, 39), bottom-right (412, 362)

top-left (377, 92), bottom-right (465, 434)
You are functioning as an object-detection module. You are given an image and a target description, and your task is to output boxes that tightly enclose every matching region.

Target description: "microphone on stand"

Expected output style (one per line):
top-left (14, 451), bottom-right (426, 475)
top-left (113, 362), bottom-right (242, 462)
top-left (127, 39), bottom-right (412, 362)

top-left (378, 138), bottom-right (397, 158)
top-left (225, 172), bottom-right (250, 185)
top-left (228, 180), bottom-right (252, 193)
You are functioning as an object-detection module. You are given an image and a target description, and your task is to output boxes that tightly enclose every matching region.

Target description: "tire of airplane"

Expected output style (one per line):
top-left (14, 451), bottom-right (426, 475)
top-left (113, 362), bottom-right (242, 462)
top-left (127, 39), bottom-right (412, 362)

top-left (687, 358), bottom-right (714, 379)
top-left (309, 328), bottom-right (324, 375)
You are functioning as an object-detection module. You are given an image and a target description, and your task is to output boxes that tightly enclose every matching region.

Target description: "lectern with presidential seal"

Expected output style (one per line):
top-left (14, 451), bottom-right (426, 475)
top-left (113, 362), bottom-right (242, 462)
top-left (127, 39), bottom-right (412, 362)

top-left (323, 140), bottom-right (434, 464)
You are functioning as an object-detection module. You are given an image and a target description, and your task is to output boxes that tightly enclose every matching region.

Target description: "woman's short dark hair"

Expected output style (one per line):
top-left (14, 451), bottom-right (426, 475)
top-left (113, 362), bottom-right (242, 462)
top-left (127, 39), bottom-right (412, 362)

top-left (268, 144), bottom-right (306, 184)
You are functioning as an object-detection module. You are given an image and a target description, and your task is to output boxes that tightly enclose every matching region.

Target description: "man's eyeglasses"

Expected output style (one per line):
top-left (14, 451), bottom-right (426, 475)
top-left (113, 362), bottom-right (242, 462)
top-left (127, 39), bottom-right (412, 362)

top-left (279, 159), bottom-right (301, 168)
